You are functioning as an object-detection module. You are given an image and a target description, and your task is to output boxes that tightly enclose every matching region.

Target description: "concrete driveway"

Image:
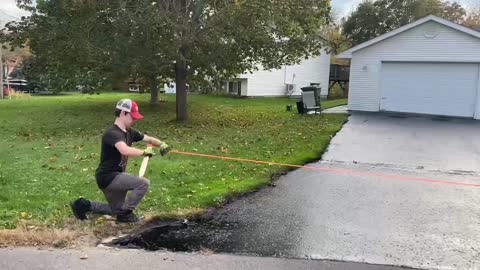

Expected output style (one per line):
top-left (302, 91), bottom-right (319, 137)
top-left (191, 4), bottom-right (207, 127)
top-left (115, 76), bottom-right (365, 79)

top-left (122, 113), bottom-right (480, 270)
top-left (323, 113), bottom-right (480, 173)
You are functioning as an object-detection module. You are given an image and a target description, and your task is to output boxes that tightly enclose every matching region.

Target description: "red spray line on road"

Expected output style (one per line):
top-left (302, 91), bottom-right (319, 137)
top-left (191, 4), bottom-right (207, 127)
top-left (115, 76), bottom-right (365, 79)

top-left (170, 150), bottom-right (480, 188)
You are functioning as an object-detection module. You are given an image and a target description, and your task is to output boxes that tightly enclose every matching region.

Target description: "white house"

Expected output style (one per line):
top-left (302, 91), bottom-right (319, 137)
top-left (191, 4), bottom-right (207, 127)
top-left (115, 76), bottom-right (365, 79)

top-left (337, 15), bottom-right (480, 119)
top-left (224, 51), bottom-right (331, 98)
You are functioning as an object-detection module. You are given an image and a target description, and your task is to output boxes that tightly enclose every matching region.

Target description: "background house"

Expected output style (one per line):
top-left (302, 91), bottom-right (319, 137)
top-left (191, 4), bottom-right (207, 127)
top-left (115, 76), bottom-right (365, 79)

top-left (338, 15), bottom-right (480, 119)
top-left (223, 51), bottom-right (331, 98)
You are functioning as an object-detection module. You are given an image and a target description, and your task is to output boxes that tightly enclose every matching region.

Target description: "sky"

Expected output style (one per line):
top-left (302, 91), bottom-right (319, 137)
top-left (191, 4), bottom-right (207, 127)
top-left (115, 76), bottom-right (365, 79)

top-left (0, 0), bottom-right (30, 21)
top-left (0, 0), bottom-right (478, 21)
top-left (332, 0), bottom-right (478, 18)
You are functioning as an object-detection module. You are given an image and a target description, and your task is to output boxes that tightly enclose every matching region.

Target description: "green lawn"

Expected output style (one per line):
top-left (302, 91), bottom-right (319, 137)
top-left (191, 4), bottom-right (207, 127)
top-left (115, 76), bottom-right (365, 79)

top-left (0, 93), bottom-right (347, 229)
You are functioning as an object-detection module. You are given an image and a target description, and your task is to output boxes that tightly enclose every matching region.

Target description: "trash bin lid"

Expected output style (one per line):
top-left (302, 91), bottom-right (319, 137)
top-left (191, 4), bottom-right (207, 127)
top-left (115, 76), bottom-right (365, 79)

top-left (301, 86), bottom-right (319, 92)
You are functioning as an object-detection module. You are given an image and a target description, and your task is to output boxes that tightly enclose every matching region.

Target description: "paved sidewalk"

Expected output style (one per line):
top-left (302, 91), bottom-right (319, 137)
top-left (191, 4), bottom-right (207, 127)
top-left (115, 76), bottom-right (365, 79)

top-left (0, 247), bottom-right (416, 270)
top-left (322, 105), bottom-right (348, 114)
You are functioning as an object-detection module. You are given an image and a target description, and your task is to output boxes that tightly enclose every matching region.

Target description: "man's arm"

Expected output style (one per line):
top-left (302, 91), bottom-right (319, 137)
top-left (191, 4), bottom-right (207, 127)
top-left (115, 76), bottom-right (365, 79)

top-left (115, 141), bottom-right (146, 157)
top-left (143, 135), bottom-right (162, 147)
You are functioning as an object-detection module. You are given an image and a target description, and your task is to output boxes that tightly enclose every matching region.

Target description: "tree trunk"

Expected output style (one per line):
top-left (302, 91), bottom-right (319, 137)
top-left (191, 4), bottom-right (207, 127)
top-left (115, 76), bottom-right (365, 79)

top-left (175, 59), bottom-right (188, 121)
top-left (149, 75), bottom-right (158, 105)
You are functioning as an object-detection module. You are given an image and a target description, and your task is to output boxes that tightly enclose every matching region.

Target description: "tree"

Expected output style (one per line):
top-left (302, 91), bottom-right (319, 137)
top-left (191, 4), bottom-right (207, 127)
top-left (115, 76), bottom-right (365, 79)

top-left (0, 30), bottom-right (31, 98)
top-left (9, 55), bottom-right (48, 92)
top-left (120, 0), bottom-right (333, 121)
top-left (319, 12), bottom-right (351, 56)
top-left (341, 1), bottom-right (379, 47)
top-left (342, 0), bottom-right (466, 46)
top-left (438, 1), bottom-right (466, 22)
top-left (8, 0), bottom-right (332, 121)
top-left (463, 6), bottom-right (480, 29)
top-left (3, 1), bottom-right (116, 94)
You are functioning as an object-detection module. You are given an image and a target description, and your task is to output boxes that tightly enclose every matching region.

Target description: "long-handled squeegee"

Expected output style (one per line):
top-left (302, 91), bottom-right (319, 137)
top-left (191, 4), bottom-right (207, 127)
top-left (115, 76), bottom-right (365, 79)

top-left (139, 144), bottom-right (153, 178)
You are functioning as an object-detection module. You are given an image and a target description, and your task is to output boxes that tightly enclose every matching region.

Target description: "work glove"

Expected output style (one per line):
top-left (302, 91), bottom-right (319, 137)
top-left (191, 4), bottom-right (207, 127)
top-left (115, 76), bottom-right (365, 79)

top-left (159, 142), bottom-right (171, 156)
top-left (142, 147), bottom-right (155, 158)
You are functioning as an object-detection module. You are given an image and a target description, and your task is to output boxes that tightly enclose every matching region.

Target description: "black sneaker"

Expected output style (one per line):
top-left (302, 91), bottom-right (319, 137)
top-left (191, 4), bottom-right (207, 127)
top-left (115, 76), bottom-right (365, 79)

top-left (116, 211), bottom-right (143, 223)
top-left (70, 197), bottom-right (91, 220)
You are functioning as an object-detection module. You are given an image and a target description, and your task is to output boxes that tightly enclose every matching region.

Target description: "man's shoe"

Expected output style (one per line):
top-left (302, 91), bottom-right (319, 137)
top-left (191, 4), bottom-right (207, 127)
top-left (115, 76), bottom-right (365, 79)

top-left (70, 197), bottom-right (91, 220)
top-left (116, 211), bottom-right (143, 223)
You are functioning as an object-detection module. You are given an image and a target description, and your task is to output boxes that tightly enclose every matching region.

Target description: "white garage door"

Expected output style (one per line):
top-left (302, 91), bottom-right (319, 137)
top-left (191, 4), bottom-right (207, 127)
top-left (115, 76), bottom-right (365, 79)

top-left (380, 62), bottom-right (479, 117)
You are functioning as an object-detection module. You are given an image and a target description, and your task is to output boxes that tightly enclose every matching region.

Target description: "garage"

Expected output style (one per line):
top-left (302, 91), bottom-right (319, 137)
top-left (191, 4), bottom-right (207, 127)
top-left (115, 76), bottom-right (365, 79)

top-left (380, 62), bottom-right (479, 117)
top-left (337, 15), bottom-right (480, 119)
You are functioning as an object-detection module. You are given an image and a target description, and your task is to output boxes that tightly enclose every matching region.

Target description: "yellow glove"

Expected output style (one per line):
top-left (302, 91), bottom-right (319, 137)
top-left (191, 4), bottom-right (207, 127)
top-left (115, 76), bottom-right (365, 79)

top-left (142, 147), bottom-right (155, 157)
top-left (159, 142), bottom-right (171, 156)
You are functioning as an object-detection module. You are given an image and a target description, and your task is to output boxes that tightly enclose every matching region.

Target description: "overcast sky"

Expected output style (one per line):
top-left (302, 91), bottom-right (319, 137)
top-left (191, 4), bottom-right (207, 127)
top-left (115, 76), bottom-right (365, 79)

top-left (332, 0), bottom-right (478, 17)
top-left (0, 0), bottom-right (29, 21)
top-left (0, 0), bottom-right (478, 21)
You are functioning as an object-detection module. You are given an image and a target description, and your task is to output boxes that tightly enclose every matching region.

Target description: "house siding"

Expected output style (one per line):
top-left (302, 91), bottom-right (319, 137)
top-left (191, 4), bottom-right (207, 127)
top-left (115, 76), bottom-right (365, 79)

top-left (238, 51), bottom-right (331, 97)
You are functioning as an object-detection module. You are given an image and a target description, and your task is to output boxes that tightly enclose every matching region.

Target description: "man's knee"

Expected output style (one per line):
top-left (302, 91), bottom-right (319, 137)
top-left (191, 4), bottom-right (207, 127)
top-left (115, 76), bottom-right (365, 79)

top-left (140, 178), bottom-right (150, 190)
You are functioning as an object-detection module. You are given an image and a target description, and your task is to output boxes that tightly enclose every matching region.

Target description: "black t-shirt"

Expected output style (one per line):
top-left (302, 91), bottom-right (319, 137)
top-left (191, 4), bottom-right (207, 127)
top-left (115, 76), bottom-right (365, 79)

top-left (95, 125), bottom-right (144, 189)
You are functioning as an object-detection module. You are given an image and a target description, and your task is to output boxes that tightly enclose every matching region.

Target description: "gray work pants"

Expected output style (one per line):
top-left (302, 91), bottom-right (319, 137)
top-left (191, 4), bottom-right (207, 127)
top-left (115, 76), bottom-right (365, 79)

top-left (90, 173), bottom-right (150, 215)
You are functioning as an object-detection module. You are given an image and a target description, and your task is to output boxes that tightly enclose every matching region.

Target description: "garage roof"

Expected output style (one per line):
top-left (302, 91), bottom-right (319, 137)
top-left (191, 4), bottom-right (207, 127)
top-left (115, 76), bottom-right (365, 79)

top-left (337, 15), bottom-right (480, 59)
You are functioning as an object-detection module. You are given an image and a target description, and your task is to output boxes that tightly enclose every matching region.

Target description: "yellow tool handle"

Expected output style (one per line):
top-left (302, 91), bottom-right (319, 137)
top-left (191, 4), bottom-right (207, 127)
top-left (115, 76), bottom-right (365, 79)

top-left (139, 144), bottom-right (153, 178)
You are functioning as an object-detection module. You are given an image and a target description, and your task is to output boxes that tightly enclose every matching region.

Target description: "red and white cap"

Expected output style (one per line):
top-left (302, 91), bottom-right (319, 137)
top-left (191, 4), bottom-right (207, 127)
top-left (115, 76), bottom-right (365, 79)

top-left (116, 99), bottom-right (144, 120)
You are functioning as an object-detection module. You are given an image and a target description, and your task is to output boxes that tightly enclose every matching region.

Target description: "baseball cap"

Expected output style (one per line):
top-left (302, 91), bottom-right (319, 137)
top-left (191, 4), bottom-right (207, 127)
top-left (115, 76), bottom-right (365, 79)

top-left (116, 99), bottom-right (144, 120)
